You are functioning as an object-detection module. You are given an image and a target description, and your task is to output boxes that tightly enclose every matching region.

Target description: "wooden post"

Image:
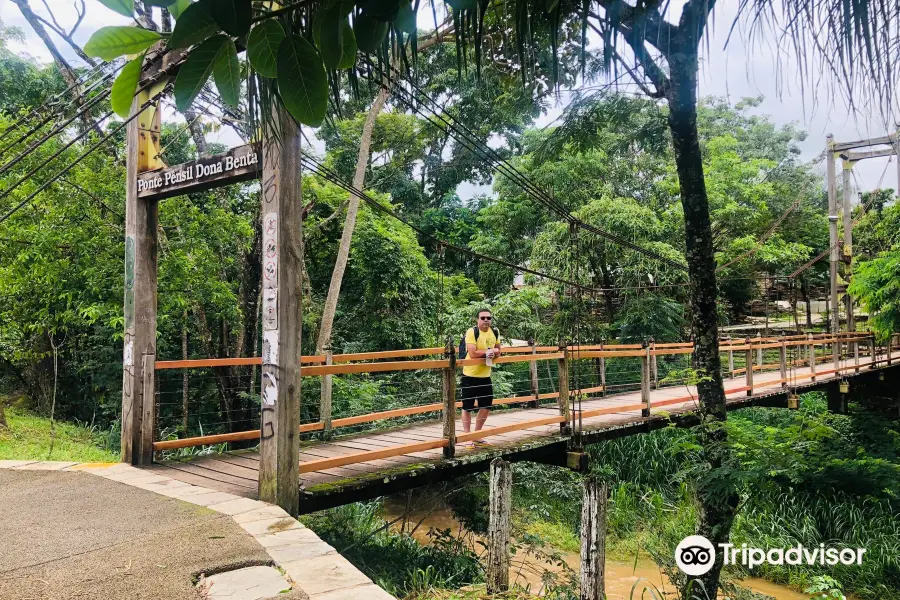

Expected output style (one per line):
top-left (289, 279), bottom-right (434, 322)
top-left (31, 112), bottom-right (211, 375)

top-left (834, 334), bottom-right (841, 374)
top-left (756, 332), bottom-right (763, 370)
top-left (580, 476), bottom-right (608, 600)
top-left (809, 334), bottom-right (817, 382)
top-left (141, 353), bottom-right (156, 460)
top-left (442, 340), bottom-right (457, 459)
top-left (558, 343), bottom-right (570, 434)
top-left (827, 134), bottom-right (841, 336)
top-left (529, 338), bottom-right (539, 408)
top-left (870, 333), bottom-right (877, 370)
top-left (122, 87), bottom-right (160, 465)
top-left (650, 338), bottom-right (658, 389)
top-left (888, 334), bottom-right (893, 366)
top-left (321, 346), bottom-right (333, 438)
top-left (779, 341), bottom-right (787, 387)
top-left (487, 458), bottom-right (511, 594)
top-left (641, 342), bottom-right (651, 416)
top-left (258, 108), bottom-right (303, 516)
top-left (854, 336), bottom-right (860, 373)
top-left (728, 336), bottom-right (734, 379)
top-left (745, 337), bottom-right (753, 396)
top-left (599, 340), bottom-right (606, 397)
top-left (842, 159), bottom-right (855, 333)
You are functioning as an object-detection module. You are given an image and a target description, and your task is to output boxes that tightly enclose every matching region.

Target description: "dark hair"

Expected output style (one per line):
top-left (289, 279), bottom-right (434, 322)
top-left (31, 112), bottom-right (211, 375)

top-left (475, 308), bottom-right (492, 319)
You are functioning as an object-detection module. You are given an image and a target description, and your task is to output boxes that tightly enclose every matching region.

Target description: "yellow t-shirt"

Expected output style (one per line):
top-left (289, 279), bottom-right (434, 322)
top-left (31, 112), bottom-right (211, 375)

top-left (463, 326), bottom-right (499, 378)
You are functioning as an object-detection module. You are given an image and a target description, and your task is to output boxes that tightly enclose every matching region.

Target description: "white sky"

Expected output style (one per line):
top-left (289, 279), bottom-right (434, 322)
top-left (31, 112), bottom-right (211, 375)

top-left (2, 0), bottom-right (897, 200)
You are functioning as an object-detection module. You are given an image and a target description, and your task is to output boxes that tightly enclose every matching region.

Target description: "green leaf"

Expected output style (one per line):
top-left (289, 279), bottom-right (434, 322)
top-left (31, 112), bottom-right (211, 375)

top-left (169, 0), bottom-right (192, 18)
top-left (337, 21), bottom-right (357, 69)
top-left (446, 0), bottom-right (476, 10)
top-left (354, 15), bottom-right (388, 53)
top-left (247, 19), bottom-right (285, 78)
top-left (395, 2), bottom-right (416, 35)
top-left (319, 5), bottom-right (345, 69)
top-left (110, 53), bottom-right (144, 118)
top-left (174, 35), bottom-right (227, 111)
top-left (144, 0), bottom-right (177, 6)
top-left (97, 0), bottom-right (134, 18)
top-left (213, 38), bottom-right (241, 107)
top-left (84, 26), bottom-right (162, 61)
top-left (277, 34), bottom-right (327, 127)
top-left (167, 0), bottom-right (217, 49)
top-left (212, 0), bottom-right (252, 37)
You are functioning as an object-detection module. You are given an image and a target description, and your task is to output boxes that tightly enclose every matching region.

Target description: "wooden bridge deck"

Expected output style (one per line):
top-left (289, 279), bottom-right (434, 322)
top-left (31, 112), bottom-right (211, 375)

top-left (146, 352), bottom-right (888, 513)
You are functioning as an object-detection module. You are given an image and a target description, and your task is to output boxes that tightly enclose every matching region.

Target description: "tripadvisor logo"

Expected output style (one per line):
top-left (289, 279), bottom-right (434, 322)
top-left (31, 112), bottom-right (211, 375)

top-left (675, 535), bottom-right (867, 576)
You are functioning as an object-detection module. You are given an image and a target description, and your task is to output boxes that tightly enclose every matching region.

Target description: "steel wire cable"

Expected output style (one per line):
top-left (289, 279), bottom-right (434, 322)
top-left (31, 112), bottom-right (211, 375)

top-left (0, 62), bottom-right (121, 156)
top-left (298, 152), bottom-right (615, 294)
top-left (365, 62), bottom-right (688, 272)
top-left (0, 80), bottom-right (175, 226)
top-left (0, 60), bottom-right (115, 144)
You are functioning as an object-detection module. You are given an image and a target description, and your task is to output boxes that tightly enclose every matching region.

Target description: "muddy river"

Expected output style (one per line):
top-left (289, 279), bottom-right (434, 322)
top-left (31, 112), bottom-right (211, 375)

top-left (381, 495), bottom-right (815, 599)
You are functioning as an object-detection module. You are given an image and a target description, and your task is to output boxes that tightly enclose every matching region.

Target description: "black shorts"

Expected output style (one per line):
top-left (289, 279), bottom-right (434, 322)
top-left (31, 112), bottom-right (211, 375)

top-left (461, 375), bottom-right (493, 411)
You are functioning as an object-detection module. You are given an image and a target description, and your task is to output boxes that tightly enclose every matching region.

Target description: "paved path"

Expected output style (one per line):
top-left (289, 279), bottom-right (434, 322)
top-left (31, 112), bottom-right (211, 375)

top-left (0, 463), bottom-right (394, 600)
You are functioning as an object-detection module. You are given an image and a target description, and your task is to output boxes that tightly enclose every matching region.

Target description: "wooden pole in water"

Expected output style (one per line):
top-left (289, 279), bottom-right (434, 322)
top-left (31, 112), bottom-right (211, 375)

top-left (487, 458), bottom-right (511, 594)
top-left (442, 339), bottom-right (457, 458)
top-left (258, 107), bottom-right (303, 516)
top-left (580, 476), bottom-right (608, 600)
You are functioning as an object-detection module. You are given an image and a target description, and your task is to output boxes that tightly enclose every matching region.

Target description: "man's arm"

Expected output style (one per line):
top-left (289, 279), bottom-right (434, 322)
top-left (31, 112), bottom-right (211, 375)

top-left (467, 343), bottom-right (489, 358)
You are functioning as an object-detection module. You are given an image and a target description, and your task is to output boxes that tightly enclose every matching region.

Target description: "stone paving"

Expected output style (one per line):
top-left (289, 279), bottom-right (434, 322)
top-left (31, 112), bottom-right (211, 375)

top-left (0, 460), bottom-right (395, 600)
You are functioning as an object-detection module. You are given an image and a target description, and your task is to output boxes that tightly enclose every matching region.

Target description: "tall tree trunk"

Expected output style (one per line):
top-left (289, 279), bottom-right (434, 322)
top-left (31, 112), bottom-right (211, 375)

top-left (0, 402), bottom-right (7, 429)
top-left (666, 41), bottom-right (739, 598)
top-left (315, 88), bottom-right (388, 353)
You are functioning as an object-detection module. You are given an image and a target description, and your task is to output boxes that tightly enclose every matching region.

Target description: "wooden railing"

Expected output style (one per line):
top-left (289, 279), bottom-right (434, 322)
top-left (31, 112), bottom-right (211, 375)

top-left (150, 333), bottom-right (900, 471)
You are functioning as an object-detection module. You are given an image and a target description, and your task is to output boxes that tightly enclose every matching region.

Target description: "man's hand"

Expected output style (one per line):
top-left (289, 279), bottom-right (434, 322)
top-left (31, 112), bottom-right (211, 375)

top-left (493, 345), bottom-right (502, 357)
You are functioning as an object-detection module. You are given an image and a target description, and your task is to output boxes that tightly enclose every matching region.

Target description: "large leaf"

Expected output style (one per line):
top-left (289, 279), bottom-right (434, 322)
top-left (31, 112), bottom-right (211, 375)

top-left (110, 53), bottom-right (144, 118)
top-left (174, 35), bottom-right (227, 111)
top-left (247, 19), bottom-right (285, 78)
top-left (337, 21), bottom-right (357, 69)
top-left (395, 1), bottom-right (417, 34)
top-left (167, 0), bottom-right (217, 49)
top-left (213, 38), bottom-right (241, 107)
top-left (169, 0), bottom-right (192, 17)
top-left (97, 0), bottom-right (134, 17)
top-left (354, 15), bottom-right (388, 53)
top-left (319, 5), bottom-right (345, 69)
top-left (213, 0), bottom-right (252, 37)
top-left (144, 0), bottom-right (177, 6)
top-left (277, 34), bottom-right (327, 127)
top-left (84, 26), bottom-right (162, 61)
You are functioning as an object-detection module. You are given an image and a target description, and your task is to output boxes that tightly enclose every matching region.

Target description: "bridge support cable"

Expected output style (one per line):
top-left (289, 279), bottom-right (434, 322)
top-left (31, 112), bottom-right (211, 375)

top-left (364, 62), bottom-right (687, 273)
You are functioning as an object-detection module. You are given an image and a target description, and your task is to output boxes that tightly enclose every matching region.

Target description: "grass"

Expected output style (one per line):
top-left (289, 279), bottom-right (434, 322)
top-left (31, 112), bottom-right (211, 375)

top-left (0, 407), bottom-right (119, 462)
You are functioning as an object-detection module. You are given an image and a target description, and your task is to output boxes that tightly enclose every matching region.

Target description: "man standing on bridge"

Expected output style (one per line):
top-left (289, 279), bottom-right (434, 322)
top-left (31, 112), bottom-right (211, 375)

top-left (461, 308), bottom-right (501, 445)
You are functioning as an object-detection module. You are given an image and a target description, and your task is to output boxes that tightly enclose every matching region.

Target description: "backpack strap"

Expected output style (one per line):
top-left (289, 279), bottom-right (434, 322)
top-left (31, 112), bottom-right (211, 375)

top-left (473, 326), bottom-right (480, 341)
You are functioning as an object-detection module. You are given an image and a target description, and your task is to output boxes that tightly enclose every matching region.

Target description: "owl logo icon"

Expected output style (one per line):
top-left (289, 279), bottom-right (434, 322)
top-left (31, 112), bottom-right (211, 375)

top-left (675, 535), bottom-right (716, 576)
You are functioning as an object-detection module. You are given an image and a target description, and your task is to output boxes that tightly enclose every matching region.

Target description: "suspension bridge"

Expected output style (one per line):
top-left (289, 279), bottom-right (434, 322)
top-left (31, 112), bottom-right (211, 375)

top-left (142, 332), bottom-right (900, 513)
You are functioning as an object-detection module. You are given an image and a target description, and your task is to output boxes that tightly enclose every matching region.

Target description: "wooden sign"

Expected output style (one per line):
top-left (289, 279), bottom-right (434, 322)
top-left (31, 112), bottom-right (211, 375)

top-left (136, 143), bottom-right (261, 200)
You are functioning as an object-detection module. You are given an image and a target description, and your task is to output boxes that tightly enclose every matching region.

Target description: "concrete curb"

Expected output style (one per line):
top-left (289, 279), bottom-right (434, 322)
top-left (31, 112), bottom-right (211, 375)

top-left (0, 461), bottom-right (395, 600)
